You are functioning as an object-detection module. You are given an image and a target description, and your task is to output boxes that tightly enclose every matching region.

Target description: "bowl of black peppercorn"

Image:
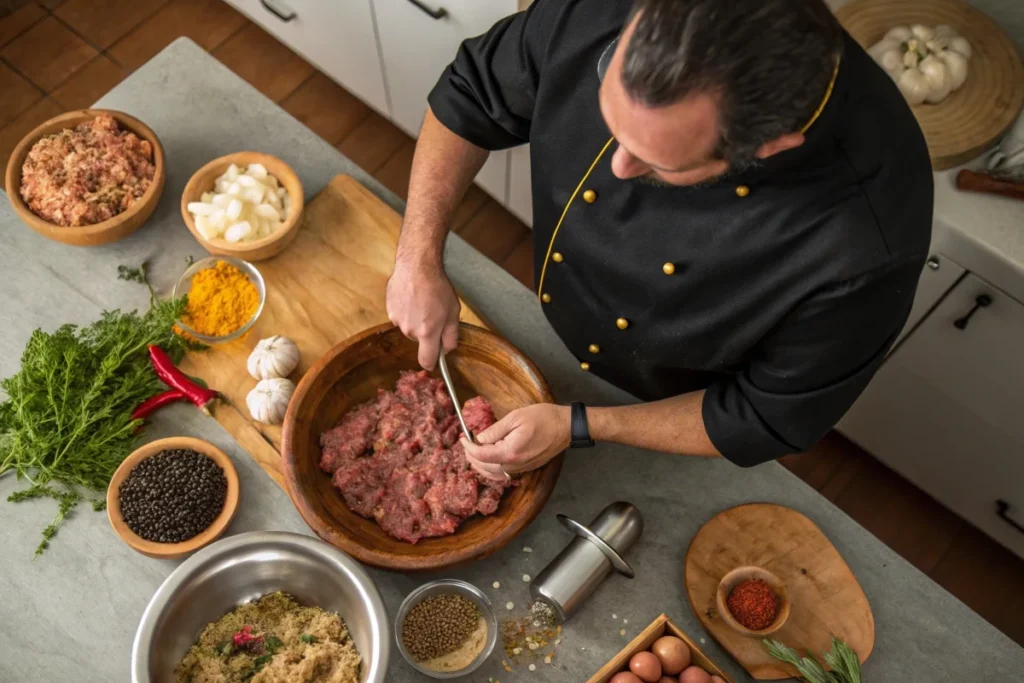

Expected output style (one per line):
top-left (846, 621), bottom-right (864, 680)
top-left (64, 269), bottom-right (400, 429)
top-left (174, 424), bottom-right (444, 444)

top-left (107, 436), bottom-right (240, 559)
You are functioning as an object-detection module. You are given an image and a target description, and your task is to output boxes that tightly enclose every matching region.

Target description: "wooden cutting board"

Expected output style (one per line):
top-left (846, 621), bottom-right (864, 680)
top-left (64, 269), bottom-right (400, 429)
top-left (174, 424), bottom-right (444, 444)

top-left (837, 0), bottom-right (1024, 170)
top-left (684, 504), bottom-right (875, 680)
top-left (179, 174), bottom-right (487, 489)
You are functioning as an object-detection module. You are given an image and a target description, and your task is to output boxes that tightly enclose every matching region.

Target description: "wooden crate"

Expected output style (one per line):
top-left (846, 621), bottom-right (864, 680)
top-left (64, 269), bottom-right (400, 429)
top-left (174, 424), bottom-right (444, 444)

top-left (588, 613), bottom-right (733, 683)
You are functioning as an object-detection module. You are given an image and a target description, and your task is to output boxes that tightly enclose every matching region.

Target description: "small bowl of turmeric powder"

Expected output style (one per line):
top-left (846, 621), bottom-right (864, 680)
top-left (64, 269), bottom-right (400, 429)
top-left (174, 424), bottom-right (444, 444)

top-left (174, 256), bottom-right (266, 345)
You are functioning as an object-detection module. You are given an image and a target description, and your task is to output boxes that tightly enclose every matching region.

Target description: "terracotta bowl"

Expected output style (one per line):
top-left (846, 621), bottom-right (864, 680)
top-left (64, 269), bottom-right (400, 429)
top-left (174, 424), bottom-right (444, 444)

top-left (106, 437), bottom-right (240, 559)
top-left (281, 322), bottom-right (563, 572)
top-left (716, 566), bottom-right (791, 637)
top-left (4, 109), bottom-right (166, 247)
top-left (181, 151), bottom-right (304, 262)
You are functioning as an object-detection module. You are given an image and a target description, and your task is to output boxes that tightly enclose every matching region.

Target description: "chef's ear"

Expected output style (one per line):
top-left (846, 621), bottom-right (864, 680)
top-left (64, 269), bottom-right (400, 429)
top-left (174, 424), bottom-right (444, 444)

top-left (755, 132), bottom-right (805, 160)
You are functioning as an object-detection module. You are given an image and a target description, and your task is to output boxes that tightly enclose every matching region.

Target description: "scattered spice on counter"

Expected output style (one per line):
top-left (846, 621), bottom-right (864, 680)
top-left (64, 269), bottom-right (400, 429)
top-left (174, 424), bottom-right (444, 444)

top-left (401, 593), bottom-right (485, 671)
top-left (493, 581), bottom-right (501, 589)
top-left (119, 449), bottom-right (227, 542)
top-left (180, 260), bottom-right (259, 338)
top-left (0, 266), bottom-right (199, 556)
top-left (726, 578), bottom-right (780, 631)
top-left (522, 574), bottom-right (531, 582)
top-left (500, 606), bottom-right (564, 670)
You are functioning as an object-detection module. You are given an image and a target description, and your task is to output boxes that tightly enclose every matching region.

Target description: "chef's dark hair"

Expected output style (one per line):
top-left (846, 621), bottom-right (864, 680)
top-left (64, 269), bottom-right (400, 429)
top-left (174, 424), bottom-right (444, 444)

top-left (622, 0), bottom-right (843, 165)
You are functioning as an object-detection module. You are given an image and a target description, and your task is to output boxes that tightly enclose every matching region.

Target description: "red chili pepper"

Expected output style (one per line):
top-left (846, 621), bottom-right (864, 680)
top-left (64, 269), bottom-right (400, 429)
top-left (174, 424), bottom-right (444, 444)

top-left (131, 389), bottom-right (188, 421)
top-left (147, 345), bottom-right (218, 415)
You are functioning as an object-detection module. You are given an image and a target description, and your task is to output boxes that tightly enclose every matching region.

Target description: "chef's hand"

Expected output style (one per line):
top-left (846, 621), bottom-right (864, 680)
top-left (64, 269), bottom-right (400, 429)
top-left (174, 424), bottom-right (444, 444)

top-left (462, 404), bottom-right (571, 476)
top-left (386, 249), bottom-right (461, 370)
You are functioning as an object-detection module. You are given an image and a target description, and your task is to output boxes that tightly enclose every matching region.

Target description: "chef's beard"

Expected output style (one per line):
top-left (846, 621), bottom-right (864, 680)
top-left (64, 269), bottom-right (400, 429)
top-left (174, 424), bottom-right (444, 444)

top-left (633, 157), bottom-right (758, 189)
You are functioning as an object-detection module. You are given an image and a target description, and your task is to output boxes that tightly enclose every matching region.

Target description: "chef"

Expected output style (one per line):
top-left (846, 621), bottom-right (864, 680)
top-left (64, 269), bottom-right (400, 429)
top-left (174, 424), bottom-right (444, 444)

top-left (385, 0), bottom-right (934, 475)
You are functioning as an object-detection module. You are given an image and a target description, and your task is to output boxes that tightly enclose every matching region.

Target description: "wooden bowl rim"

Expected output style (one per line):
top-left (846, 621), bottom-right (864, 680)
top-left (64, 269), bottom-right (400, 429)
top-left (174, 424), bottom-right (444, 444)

top-left (106, 436), bottom-right (240, 559)
top-left (180, 151), bottom-right (305, 255)
top-left (280, 321), bottom-right (563, 571)
top-left (715, 565), bottom-right (791, 637)
top-left (4, 109), bottom-right (166, 238)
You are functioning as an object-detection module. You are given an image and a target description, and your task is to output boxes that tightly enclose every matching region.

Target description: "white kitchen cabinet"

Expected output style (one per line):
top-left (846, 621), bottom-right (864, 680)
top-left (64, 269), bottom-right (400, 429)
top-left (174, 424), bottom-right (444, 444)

top-left (508, 144), bottom-right (534, 227)
top-left (892, 253), bottom-right (965, 348)
top-left (371, 0), bottom-right (518, 202)
top-left (223, 0), bottom-right (390, 116)
top-left (839, 272), bottom-right (1024, 559)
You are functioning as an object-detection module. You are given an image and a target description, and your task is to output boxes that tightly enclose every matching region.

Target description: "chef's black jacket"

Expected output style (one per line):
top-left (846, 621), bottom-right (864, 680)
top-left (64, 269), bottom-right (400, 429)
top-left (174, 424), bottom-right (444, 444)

top-left (428, 0), bottom-right (934, 466)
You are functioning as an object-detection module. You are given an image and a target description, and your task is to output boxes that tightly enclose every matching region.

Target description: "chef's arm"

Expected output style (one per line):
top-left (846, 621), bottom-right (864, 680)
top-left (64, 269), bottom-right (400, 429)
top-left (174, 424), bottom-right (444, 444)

top-left (588, 391), bottom-right (722, 457)
top-left (397, 108), bottom-right (488, 265)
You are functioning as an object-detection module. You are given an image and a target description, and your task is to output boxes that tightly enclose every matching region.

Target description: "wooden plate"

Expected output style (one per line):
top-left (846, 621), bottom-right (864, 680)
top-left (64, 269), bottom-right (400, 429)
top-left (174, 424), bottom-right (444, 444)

top-left (280, 322), bottom-right (563, 572)
top-left (106, 437), bottom-right (240, 559)
top-left (684, 504), bottom-right (875, 680)
top-left (837, 0), bottom-right (1024, 169)
top-left (181, 152), bottom-right (304, 262)
top-left (4, 109), bottom-right (166, 246)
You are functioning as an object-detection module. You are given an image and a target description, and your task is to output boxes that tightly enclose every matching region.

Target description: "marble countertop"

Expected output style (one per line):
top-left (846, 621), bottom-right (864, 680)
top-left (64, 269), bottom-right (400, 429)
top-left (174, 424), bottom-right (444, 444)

top-left (1, 38), bottom-right (1022, 683)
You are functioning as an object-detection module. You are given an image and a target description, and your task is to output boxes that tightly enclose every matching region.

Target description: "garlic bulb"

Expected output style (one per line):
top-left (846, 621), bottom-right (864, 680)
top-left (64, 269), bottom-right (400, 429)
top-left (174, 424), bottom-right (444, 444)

top-left (247, 335), bottom-right (300, 380)
top-left (868, 24), bottom-right (972, 105)
top-left (246, 377), bottom-right (295, 425)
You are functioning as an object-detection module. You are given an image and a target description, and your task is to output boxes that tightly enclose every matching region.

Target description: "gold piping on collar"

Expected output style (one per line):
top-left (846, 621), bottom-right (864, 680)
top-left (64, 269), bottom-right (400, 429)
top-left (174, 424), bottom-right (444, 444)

top-left (800, 57), bottom-right (841, 134)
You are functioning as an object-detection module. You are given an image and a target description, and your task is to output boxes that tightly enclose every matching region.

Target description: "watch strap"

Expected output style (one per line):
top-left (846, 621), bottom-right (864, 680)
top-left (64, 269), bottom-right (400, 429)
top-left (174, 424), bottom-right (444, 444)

top-left (570, 401), bottom-right (595, 448)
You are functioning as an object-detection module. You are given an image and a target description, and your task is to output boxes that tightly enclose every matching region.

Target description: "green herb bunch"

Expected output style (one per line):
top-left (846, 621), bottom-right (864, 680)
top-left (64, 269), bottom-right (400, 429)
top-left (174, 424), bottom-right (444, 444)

top-left (763, 637), bottom-right (863, 683)
top-left (0, 265), bottom-right (199, 556)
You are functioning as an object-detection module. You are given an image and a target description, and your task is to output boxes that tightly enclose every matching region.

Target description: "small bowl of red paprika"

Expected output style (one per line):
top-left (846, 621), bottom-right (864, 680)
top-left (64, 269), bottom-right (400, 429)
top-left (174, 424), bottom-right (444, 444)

top-left (716, 566), bottom-right (790, 637)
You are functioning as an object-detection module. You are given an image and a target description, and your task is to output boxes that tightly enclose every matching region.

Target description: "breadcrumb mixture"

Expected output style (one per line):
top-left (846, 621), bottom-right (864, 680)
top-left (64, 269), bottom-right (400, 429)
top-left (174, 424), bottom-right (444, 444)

top-left (20, 114), bottom-right (155, 227)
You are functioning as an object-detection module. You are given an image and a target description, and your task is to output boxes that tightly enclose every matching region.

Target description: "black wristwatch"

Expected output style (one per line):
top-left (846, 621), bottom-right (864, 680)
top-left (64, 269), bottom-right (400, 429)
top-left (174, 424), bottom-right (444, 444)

top-left (569, 401), bottom-right (595, 448)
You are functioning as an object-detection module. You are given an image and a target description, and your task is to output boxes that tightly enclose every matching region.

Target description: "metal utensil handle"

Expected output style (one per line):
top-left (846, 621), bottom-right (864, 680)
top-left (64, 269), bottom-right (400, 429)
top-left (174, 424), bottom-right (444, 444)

top-left (260, 0), bottom-right (296, 22)
top-left (438, 353), bottom-right (473, 443)
top-left (406, 0), bottom-right (447, 19)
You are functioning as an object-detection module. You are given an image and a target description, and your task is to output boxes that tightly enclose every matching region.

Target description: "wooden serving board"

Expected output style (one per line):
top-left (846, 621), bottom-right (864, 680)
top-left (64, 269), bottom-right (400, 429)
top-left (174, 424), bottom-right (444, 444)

top-left (684, 504), bottom-right (875, 680)
top-left (179, 174), bottom-right (487, 489)
top-left (837, 0), bottom-right (1024, 170)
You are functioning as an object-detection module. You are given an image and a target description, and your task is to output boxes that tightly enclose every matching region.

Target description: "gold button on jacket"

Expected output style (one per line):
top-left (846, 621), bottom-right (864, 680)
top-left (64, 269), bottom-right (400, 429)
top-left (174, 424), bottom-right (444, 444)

top-left (582, 189), bottom-right (597, 203)
top-left (580, 361), bottom-right (591, 371)
top-left (541, 293), bottom-right (551, 303)
top-left (662, 262), bottom-right (676, 275)
top-left (552, 252), bottom-right (564, 263)
top-left (588, 344), bottom-right (600, 354)
top-left (616, 317), bottom-right (629, 330)
top-left (735, 185), bottom-right (750, 197)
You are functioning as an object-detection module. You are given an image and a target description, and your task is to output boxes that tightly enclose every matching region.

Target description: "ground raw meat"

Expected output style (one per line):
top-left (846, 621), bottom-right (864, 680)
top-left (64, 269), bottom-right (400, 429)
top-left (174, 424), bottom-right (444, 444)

top-left (319, 370), bottom-right (512, 543)
top-left (19, 114), bottom-right (155, 227)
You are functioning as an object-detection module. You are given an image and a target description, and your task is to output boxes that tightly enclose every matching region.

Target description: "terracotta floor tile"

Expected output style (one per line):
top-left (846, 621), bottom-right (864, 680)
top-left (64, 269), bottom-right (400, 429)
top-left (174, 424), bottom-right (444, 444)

top-left (456, 199), bottom-right (530, 265)
top-left (832, 454), bottom-right (964, 574)
top-left (0, 61), bottom-right (40, 128)
top-left (55, 0), bottom-right (170, 49)
top-left (0, 97), bottom-right (63, 179)
top-left (213, 22), bottom-right (313, 102)
top-left (109, 0), bottom-right (246, 72)
top-left (501, 234), bottom-right (535, 288)
top-left (0, 1), bottom-right (45, 48)
top-left (930, 526), bottom-right (1024, 646)
top-left (780, 431), bottom-right (864, 492)
top-left (373, 140), bottom-right (416, 200)
top-left (335, 110), bottom-right (411, 174)
top-left (49, 54), bottom-right (124, 110)
top-left (1, 16), bottom-right (97, 91)
top-left (452, 183), bottom-right (489, 231)
top-left (281, 71), bottom-right (370, 146)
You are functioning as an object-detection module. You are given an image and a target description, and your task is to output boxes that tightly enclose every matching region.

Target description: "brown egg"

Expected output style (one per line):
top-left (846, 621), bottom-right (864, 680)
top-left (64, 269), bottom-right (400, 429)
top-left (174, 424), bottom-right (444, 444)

top-left (610, 672), bottom-right (645, 683)
top-left (629, 651), bottom-right (663, 682)
top-left (711, 677), bottom-right (727, 683)
top-left (657, 678), bottom-right (678, 683)
top-left (679, 665), bottom-right (713, 683)
top-left (651, 635), bottom-right (691, 675)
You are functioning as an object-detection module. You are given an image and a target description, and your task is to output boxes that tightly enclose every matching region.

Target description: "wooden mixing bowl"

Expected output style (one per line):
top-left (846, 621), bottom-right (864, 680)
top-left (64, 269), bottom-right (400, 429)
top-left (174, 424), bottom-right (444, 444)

top-left (181, 151), bottom-right (304, 262)
top-left (281, 322), bottom-right (563, 571)
top-left (4, 109), bottom-right (166, 246)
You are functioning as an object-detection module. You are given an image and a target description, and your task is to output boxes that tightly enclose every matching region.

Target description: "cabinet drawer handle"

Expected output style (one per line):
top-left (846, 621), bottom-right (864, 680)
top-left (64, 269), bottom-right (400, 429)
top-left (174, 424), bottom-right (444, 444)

top-left (406, 0), bottom-right (448, 19)
top-left (953, 294), bottom-right (991, 330)
top-left (260, 0), bottom-right (296, 22)
top-left (996, 499), bottom-right (1024, 535)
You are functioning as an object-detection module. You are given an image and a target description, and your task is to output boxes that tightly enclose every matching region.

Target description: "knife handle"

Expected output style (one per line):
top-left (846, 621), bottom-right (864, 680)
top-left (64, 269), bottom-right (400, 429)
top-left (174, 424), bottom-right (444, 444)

top-left (956, 169), bottom-right (1024, 201)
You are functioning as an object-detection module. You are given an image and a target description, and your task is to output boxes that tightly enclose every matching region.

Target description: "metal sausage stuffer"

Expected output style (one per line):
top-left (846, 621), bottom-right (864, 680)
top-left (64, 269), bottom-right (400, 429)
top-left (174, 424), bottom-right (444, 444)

top-left (529, 501), bottom-right (643, 624)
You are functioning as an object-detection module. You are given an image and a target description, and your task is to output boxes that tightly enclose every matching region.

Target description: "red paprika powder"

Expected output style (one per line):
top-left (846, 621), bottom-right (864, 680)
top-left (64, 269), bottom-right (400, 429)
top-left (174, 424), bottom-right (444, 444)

top-left (726, 578), bottom-right (780, 630)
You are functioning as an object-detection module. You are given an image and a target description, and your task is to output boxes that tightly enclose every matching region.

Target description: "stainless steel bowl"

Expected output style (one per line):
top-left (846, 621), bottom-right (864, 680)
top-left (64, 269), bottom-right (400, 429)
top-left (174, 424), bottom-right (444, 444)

top-left (132, 531), bottom-right (391, 683)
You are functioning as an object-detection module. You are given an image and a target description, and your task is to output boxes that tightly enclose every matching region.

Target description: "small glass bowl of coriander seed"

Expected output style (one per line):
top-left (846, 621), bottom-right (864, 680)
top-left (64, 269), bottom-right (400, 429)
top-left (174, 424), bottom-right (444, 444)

top-left (395, 579), bottom-right (498, 678)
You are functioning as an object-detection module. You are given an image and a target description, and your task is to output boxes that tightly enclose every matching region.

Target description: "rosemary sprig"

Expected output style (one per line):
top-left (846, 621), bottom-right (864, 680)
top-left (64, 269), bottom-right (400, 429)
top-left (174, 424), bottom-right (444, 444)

top-left (763, 637), bottom-right (863, 683)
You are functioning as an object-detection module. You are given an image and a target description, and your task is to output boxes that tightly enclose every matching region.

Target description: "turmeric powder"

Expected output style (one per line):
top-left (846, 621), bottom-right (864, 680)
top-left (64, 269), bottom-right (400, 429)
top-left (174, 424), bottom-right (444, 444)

top-left (181, 260), bottom-right (260, 337)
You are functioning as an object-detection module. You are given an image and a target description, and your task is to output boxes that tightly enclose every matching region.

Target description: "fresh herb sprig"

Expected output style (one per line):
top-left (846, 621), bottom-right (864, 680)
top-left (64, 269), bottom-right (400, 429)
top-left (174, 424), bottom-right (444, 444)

top-left (763, 637), bottom-right (863, 683)
top-left (0, 265), bottom-right (199, 556)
